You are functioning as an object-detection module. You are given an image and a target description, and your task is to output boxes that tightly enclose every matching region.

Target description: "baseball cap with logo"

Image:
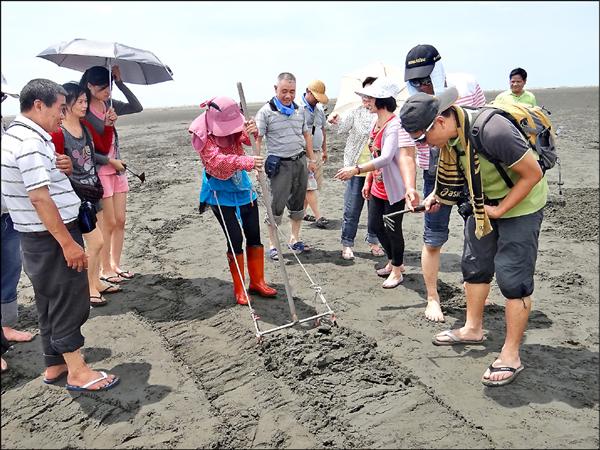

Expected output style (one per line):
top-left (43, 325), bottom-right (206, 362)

top-left (399, 86), bottom-right (459, 133)
top-left (404, 44), bottom-right (441, 81)
top-left (355, 77), bottom-right (401, 99)
top-left (307, 80), bottom-right (329, 104)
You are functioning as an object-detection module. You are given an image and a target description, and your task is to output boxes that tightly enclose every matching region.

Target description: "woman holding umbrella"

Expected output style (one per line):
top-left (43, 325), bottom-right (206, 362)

top-left (80, 65), bottom-right (142, 284)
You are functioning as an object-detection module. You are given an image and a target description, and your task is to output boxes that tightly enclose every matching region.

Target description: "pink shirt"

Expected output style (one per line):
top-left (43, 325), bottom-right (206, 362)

top-left (197, 132), bottom-right (255, 180)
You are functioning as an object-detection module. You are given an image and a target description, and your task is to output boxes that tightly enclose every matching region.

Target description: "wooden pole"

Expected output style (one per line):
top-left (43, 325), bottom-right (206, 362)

top-left (236, 82), bottom-right (298, 323)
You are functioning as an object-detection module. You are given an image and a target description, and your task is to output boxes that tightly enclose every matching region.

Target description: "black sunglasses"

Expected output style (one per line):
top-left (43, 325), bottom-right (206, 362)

top-left (408, 76), bottom-right (433, 88)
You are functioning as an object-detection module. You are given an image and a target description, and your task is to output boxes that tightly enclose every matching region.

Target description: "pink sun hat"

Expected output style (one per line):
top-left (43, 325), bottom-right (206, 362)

top-left (189, 96), bottom-right (245, 152)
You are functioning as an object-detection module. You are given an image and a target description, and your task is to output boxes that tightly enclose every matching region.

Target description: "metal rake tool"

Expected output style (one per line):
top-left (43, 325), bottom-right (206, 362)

top-left (122, 163), bottom-right (146, 183)
top-left (383, 205), bottom-right (426, 231)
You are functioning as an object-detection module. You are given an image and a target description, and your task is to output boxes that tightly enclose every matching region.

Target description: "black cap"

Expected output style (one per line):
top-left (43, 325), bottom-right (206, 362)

top-left (404, 44), bottom-right (441, 81)
top-left (399, 87), bottom-right (459, 133)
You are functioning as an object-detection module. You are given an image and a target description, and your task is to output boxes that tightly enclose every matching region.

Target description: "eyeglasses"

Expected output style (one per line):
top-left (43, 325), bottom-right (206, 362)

top-left (408, 76), bottom-right (433, 88)
top-left (412, 119), bottom-right (436, 144)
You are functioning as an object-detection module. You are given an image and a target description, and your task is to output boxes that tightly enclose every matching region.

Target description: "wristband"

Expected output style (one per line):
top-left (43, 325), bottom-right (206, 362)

top-left (355, 164), bottom-right (361, 175)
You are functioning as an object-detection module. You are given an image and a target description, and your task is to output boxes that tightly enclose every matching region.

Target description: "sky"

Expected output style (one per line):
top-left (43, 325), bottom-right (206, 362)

top-left (1, 1), bottom-right (599, 115)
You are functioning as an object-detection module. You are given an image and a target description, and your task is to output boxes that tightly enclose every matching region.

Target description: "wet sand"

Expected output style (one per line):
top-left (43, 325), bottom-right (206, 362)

top-left (1, 87), bottom-right (598, 448)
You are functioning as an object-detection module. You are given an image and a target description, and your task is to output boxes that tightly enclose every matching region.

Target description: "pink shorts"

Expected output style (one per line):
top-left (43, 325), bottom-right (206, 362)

top-left (99, 172), bottom-right (129, 198)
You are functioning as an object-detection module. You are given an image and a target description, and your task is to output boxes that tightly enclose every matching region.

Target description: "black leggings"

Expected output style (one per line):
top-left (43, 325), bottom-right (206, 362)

top-left (211, 202), bottom-right (262, 255)
top-left (368, 196), bottom-right (406, 267)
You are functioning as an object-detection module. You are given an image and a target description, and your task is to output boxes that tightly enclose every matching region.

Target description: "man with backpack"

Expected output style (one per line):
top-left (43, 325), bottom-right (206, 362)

top-left (399, 87), bottom-right (548, 387)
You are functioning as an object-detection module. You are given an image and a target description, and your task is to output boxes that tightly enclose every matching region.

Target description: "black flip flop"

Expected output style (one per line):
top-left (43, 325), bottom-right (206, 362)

top-left (99, 285), bottom-right (122, 295)
top-left (90, 295), bottom-right (108, 307)
top-left (481, 364), bottom-right (524, 387)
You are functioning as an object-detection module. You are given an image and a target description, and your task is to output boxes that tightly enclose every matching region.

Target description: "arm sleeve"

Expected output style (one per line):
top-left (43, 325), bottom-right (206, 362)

top-left (255, 106), bottom-right (267, 137)
top-left (337, 110), bottom-right (355, 135)
top-left (198, 139), bottom-right (255, 180)
top-left (239, 129), bottom-right (253, 147)
top-left (50, 131), bottom-right (65, 154)
top-left (481, 114), bottom-right (531, 167)
top-left (397, 125), bottom-right (416, 148)
top-left (112, 81), bottom-right (143, 116)
top-left (371, 121), bottom-right (400, 170)
top-left (472, 83), bottom-right (487, 107)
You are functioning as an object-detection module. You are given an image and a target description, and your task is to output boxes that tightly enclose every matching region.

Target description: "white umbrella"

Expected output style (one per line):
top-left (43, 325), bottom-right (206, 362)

top-left (331, 61), bottom-right (409, 120)
top-left (1, 73), bottom-right (20, 98)
top-left (37, 38), bottom-right (173, 85)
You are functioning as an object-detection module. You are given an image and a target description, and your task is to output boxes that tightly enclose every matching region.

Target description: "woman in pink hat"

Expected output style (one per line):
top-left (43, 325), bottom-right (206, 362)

top-left (189, 96), bottom-right (277, 305)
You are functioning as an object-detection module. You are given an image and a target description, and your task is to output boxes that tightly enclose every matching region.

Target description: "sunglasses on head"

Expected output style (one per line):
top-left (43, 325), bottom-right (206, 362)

top-left (408, 76), bottom-right (433, 88)
top-left (413, 119), bottom-right (436, 143)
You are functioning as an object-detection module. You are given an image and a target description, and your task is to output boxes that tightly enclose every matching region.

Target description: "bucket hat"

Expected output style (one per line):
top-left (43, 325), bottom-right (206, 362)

top-left (189, 96), bottom-right (245, 152)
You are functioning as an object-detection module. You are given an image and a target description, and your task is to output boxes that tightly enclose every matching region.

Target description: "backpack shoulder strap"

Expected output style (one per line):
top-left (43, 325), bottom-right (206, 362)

top-left (468, 107), bottom-right (515, 189)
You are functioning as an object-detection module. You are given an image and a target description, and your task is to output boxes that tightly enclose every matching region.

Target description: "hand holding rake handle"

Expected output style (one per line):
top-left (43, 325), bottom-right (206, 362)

top-left (383, 204), bottom-right (426, 231)
top-left (122, 163), bottom-right (146, 183)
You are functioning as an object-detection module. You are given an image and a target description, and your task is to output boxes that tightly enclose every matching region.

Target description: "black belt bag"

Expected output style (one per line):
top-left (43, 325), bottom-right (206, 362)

top-left (265, 155), bottom-right (282, 178)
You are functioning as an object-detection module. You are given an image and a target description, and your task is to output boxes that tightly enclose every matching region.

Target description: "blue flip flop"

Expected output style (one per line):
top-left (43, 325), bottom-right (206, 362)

top-left (66, 371), bottom-right (120, 392)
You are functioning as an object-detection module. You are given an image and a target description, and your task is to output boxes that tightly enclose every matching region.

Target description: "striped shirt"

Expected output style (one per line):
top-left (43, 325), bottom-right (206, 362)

top-left (1, 115), bottom-right (80, 232)
top-left (398, 72), bottom-right (487, 170)
top-left (256, 99), bottom-right (308, 158)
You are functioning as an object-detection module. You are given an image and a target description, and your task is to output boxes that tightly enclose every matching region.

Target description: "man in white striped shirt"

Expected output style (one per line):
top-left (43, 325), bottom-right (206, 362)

top-left (399, 45), bottom-right (487, 323)
top-left (1, 79), bottom-right (119, 392)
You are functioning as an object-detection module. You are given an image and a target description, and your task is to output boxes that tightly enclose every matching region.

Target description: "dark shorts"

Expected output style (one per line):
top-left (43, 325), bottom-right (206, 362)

top-left (20, 223), bottom-right (90, 366)
top-left (462, 209), bottom-right (543, 299)
top-left (267, 155), bottom-right (308, 224)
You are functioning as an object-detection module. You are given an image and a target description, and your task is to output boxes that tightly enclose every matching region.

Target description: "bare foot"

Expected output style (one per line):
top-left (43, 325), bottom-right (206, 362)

top-left (425, 298), bottom-right (445, 322)
top-left (1, 357), bottom-right (7, 372)
top-left (44, 363), bottom-right (68, 380)
top-left (2, 326), bottom-right (34, 342)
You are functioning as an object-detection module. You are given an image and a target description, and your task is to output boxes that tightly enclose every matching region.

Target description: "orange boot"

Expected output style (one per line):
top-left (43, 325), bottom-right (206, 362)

top-left (247, 245), bottom-right (278, 297)
top-left (227, 253), bottom-right (248, 305)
